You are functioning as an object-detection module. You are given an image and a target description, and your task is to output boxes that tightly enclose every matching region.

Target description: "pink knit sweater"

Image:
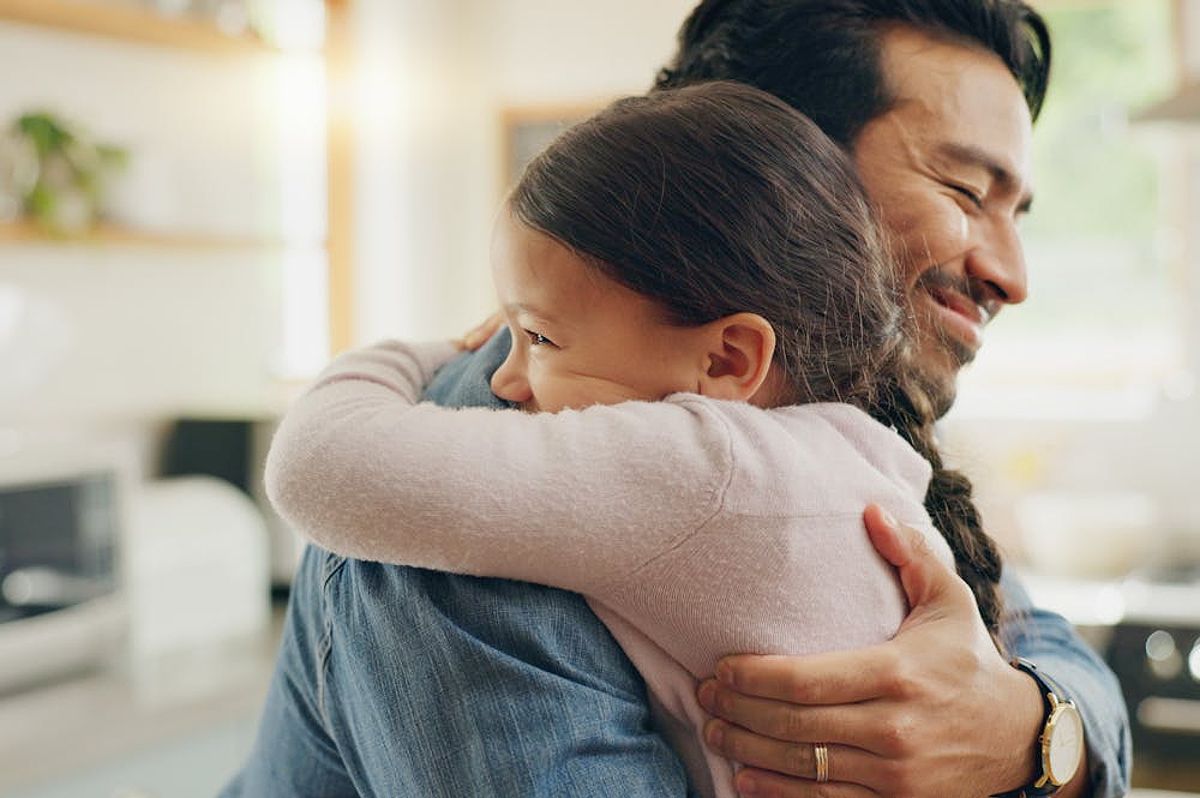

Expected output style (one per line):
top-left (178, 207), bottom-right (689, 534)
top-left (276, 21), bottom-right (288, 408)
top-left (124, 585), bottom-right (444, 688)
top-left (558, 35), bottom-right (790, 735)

top-left (266, 340), bottom-right (955, 798)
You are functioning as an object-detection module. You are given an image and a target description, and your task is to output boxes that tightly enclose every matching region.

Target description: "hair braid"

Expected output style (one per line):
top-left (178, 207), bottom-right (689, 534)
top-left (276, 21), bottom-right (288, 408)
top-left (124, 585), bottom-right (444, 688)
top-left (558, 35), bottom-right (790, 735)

top-left (869, 359), bottom-right (1005, 633)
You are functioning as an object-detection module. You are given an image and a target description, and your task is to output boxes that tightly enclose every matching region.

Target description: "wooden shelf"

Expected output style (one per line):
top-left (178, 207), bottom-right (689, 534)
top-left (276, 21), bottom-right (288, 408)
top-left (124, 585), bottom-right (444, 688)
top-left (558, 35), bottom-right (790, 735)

top-left (0, 219), bottom-right (282, 250)
top-left (0, 0), bottom-right (276, 55)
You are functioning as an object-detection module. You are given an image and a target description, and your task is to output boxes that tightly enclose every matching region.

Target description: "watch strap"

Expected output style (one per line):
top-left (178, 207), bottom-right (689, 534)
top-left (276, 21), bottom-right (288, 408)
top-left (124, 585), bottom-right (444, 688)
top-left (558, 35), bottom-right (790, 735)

top-left (996, 658), bottom-right (1077, 798)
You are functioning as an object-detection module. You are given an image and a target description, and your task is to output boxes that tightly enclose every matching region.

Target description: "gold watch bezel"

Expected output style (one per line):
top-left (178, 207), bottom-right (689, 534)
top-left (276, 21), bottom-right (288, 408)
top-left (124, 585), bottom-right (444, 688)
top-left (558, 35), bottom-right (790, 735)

top-left (1038, 694), bottom-right (1083, 787)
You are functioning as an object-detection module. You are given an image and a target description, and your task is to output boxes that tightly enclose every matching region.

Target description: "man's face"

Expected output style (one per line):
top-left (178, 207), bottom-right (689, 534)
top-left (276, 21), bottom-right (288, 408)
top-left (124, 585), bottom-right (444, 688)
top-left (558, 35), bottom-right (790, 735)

top-left (852, 27), bottom-right (1035, 415)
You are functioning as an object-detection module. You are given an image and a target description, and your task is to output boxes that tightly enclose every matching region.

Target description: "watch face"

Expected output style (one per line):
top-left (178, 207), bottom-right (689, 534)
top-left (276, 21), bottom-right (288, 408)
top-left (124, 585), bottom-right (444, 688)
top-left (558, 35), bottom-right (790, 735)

top-left (1046, 703), bottom-right (1084, 785)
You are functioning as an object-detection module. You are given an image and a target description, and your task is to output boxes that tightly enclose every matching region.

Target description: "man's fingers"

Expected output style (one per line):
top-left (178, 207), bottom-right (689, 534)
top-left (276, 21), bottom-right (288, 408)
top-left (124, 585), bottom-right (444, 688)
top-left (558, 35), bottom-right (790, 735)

top-left (713, 647), bottom-right (899, 706)
top-left (732, 767), bottom-right (877, 798)
top-left (457, 313), bottom-right (504, 351)
top-left (698, 679), bottom-right (889, 748)
top-left (703, 719), bottom-right (882, 788)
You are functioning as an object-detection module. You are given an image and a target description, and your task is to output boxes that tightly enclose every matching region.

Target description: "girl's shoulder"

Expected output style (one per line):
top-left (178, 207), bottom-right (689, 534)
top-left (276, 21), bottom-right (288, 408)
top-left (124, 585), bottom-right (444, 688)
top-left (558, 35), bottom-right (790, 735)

top-left (669, 396), bottom-right (932, 517)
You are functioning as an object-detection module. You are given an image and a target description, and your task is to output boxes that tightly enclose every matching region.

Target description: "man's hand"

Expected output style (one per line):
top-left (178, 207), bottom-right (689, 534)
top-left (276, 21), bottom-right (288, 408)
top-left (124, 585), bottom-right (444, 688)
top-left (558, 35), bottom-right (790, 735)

top-left (455, 313), bottom-right (504, 352)
top-left (696, 505), bottom-right (1050, 797)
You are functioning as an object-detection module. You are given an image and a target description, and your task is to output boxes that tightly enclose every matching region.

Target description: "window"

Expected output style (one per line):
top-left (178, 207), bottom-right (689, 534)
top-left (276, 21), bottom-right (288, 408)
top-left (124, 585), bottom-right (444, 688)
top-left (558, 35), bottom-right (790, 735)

top-left (952, 0), bottom-right (1188, 420)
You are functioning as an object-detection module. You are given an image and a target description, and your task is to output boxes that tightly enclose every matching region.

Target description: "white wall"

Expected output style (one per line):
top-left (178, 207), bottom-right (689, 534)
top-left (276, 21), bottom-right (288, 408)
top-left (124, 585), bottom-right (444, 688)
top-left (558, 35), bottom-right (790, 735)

top-left (475, 0), bottom-right (694, 103)
top-left (349, 0), bottom-right (695, 344)
top-left (349, 0), bottom-right (482, 346)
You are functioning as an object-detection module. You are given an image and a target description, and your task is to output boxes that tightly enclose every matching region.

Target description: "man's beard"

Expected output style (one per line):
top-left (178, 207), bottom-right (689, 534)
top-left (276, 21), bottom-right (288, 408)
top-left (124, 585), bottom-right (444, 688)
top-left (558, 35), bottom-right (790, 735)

top-left (911, 268), bottom-right (982, 419)
top-left (914, 331), bottom-right (969, 420)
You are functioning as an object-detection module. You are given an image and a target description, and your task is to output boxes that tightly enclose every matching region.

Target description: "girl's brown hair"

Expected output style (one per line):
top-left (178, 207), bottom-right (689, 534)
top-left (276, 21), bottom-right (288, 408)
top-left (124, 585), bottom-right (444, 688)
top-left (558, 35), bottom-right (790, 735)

top-left (511, 81), bottom-right (1003, 631)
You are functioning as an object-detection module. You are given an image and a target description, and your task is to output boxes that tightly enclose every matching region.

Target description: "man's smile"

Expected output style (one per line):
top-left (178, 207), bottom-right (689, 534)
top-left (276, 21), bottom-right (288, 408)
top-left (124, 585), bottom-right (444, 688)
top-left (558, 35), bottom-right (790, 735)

top-left (921, 282), bottom-right (992, 350)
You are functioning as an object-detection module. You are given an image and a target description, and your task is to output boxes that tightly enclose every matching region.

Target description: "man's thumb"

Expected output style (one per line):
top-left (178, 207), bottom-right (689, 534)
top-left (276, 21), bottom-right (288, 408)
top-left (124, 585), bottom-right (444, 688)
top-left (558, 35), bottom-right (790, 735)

top-left (863, 504), bottom-right (948, 609)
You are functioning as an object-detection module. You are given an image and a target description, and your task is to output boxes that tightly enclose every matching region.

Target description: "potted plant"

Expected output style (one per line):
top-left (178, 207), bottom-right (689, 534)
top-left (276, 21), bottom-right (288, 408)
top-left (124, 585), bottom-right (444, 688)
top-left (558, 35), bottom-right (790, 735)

top-left (3, 112), bottom-right (128, 237)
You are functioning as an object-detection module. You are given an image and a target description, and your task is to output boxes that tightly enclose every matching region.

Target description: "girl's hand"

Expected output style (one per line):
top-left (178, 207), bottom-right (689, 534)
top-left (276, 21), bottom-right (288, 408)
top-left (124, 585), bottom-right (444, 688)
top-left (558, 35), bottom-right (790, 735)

top-left (456, 313), bottom-right (504, 352)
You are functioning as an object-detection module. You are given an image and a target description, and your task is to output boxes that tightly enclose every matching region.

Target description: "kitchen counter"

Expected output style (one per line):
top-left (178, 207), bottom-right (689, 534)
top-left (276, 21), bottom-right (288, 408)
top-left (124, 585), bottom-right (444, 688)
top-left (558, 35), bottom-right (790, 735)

top-left (0, 607), bottom-right (283, 797)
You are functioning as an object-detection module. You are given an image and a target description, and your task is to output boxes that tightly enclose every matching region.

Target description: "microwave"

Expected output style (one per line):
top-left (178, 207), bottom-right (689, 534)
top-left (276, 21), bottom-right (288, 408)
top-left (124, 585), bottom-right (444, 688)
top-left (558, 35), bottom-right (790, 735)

top-left (0, 445), bottom-right (130, 693)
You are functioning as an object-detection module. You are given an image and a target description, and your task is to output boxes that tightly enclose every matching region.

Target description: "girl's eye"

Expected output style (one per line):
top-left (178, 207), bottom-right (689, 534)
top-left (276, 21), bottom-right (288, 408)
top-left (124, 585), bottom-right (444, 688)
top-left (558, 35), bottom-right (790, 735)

top-left (525, 330), bottom-right (555, 347)
top-left (951, 184), bottom-right (985, 209)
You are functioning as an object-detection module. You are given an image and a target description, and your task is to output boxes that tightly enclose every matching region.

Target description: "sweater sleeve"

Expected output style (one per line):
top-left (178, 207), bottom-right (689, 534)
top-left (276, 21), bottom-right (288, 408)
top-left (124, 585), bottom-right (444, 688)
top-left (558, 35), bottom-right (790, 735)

top-left (265, 339), bottom-right (733, 593)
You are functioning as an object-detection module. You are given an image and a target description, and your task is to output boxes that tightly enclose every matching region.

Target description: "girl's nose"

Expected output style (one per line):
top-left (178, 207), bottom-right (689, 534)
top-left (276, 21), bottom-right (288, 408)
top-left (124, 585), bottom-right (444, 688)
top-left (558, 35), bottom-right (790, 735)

top-left (490, 351), bottom-right (533, 405)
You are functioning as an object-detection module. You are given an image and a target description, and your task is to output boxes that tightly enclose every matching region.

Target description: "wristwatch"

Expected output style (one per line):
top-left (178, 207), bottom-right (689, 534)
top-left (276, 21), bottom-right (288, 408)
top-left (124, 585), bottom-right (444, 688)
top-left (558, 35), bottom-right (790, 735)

top-left (1000, 658), bottom-right (1085, 797)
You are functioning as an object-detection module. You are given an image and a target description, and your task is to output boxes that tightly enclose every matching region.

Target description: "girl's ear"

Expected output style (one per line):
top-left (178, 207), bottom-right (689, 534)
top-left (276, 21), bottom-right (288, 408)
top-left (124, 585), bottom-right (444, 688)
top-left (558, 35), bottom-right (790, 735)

top-left (695, 313), bottom-right (777, 402)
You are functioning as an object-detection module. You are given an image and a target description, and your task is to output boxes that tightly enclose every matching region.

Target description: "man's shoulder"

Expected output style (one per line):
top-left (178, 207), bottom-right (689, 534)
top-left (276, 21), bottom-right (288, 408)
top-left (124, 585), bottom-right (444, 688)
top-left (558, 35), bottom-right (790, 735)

top-left (423, 328), bottom-right (512, 409)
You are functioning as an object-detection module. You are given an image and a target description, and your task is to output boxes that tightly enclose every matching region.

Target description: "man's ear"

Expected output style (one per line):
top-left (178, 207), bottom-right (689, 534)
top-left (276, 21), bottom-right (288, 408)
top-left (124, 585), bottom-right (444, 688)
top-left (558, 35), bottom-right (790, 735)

top-left (695, 313), bottom-right (777, 402)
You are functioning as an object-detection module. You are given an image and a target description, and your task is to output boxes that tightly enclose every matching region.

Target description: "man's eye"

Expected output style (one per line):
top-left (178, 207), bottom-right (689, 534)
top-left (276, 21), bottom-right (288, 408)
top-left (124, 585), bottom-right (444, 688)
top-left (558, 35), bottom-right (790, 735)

top-left (950, 184), bottom-right (985, 209)
top-left (525, 330), bottom-right (555, 347)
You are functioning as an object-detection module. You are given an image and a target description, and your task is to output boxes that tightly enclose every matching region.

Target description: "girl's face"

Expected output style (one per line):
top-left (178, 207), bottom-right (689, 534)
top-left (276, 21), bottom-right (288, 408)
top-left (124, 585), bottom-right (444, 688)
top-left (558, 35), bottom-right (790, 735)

top-left (489, 210), bottom-right (708, 413)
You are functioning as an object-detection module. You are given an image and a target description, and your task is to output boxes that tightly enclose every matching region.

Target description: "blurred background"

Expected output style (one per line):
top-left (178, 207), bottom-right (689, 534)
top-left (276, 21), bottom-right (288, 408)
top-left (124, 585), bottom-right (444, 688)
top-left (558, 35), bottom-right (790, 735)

top-left (0, 0), bottom-right (1197, 795)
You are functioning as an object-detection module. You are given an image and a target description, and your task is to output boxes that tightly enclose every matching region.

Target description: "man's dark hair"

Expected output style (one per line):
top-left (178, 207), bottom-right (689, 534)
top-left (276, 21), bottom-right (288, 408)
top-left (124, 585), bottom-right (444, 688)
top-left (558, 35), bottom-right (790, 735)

top-left (656, 0), bottom-right (1051, 147)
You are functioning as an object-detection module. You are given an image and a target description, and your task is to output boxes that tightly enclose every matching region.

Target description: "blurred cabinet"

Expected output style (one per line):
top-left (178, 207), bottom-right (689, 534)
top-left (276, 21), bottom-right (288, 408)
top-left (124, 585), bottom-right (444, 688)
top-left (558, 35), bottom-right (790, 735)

top-left (0, 0), bottom-right (275, 54)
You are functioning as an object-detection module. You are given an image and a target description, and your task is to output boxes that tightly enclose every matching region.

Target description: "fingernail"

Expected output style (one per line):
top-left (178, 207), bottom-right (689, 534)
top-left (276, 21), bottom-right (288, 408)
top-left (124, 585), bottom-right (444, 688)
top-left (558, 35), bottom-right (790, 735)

top-left (736, 772), bottom-right (760, 796)
top-left (704, 719), bottom-right (724, 747)
top-left (716, 659), bottom-right (735, 686)
top-left (881, 509), bottom-right (897, 528)
top-left (698, 680), bottom-right (717, 710)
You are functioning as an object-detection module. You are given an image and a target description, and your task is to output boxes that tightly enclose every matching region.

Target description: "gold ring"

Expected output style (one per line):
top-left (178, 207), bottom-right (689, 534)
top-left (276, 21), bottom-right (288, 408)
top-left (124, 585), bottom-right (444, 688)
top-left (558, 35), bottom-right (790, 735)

top-left (814, 742), bottom-right (829, 783)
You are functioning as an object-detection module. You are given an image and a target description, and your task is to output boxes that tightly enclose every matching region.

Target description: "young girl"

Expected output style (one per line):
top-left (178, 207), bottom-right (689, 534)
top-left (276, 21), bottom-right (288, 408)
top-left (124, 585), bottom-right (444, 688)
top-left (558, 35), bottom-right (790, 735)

top-left (266, 81), bottom-right (1002, 798)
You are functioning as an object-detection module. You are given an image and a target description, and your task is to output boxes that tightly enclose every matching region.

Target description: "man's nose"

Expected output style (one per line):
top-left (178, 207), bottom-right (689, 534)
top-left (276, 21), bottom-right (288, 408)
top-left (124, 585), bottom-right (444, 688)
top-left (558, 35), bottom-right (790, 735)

top-left (967, 218), bottom-right (1028, 306)
top-left (490, 353), bottom-right (533, 404)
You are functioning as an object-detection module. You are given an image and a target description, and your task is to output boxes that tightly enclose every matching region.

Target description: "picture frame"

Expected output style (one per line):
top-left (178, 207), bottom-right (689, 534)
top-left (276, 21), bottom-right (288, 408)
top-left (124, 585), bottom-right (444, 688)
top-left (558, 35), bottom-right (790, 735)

top-left (499, 102), bottom-right (609, 193)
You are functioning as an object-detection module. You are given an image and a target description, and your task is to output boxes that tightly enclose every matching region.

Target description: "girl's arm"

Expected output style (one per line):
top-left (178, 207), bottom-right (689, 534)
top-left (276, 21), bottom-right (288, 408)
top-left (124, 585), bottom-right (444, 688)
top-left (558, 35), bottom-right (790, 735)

top-left (265, 339), bottom-right (734, 594)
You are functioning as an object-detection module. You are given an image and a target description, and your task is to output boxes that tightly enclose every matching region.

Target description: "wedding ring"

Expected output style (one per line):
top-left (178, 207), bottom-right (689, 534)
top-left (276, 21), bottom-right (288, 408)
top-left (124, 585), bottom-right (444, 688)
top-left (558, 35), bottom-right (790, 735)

top-left (814, 742), bottom-right (829, 783)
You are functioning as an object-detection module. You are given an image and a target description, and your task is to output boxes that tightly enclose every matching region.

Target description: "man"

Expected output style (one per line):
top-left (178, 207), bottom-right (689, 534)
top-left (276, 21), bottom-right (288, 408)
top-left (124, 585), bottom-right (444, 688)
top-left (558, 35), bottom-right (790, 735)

top-left (655, 4), bottom-right (1129, 796)
top-left (226, 1), bottom-right (1130, 796)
